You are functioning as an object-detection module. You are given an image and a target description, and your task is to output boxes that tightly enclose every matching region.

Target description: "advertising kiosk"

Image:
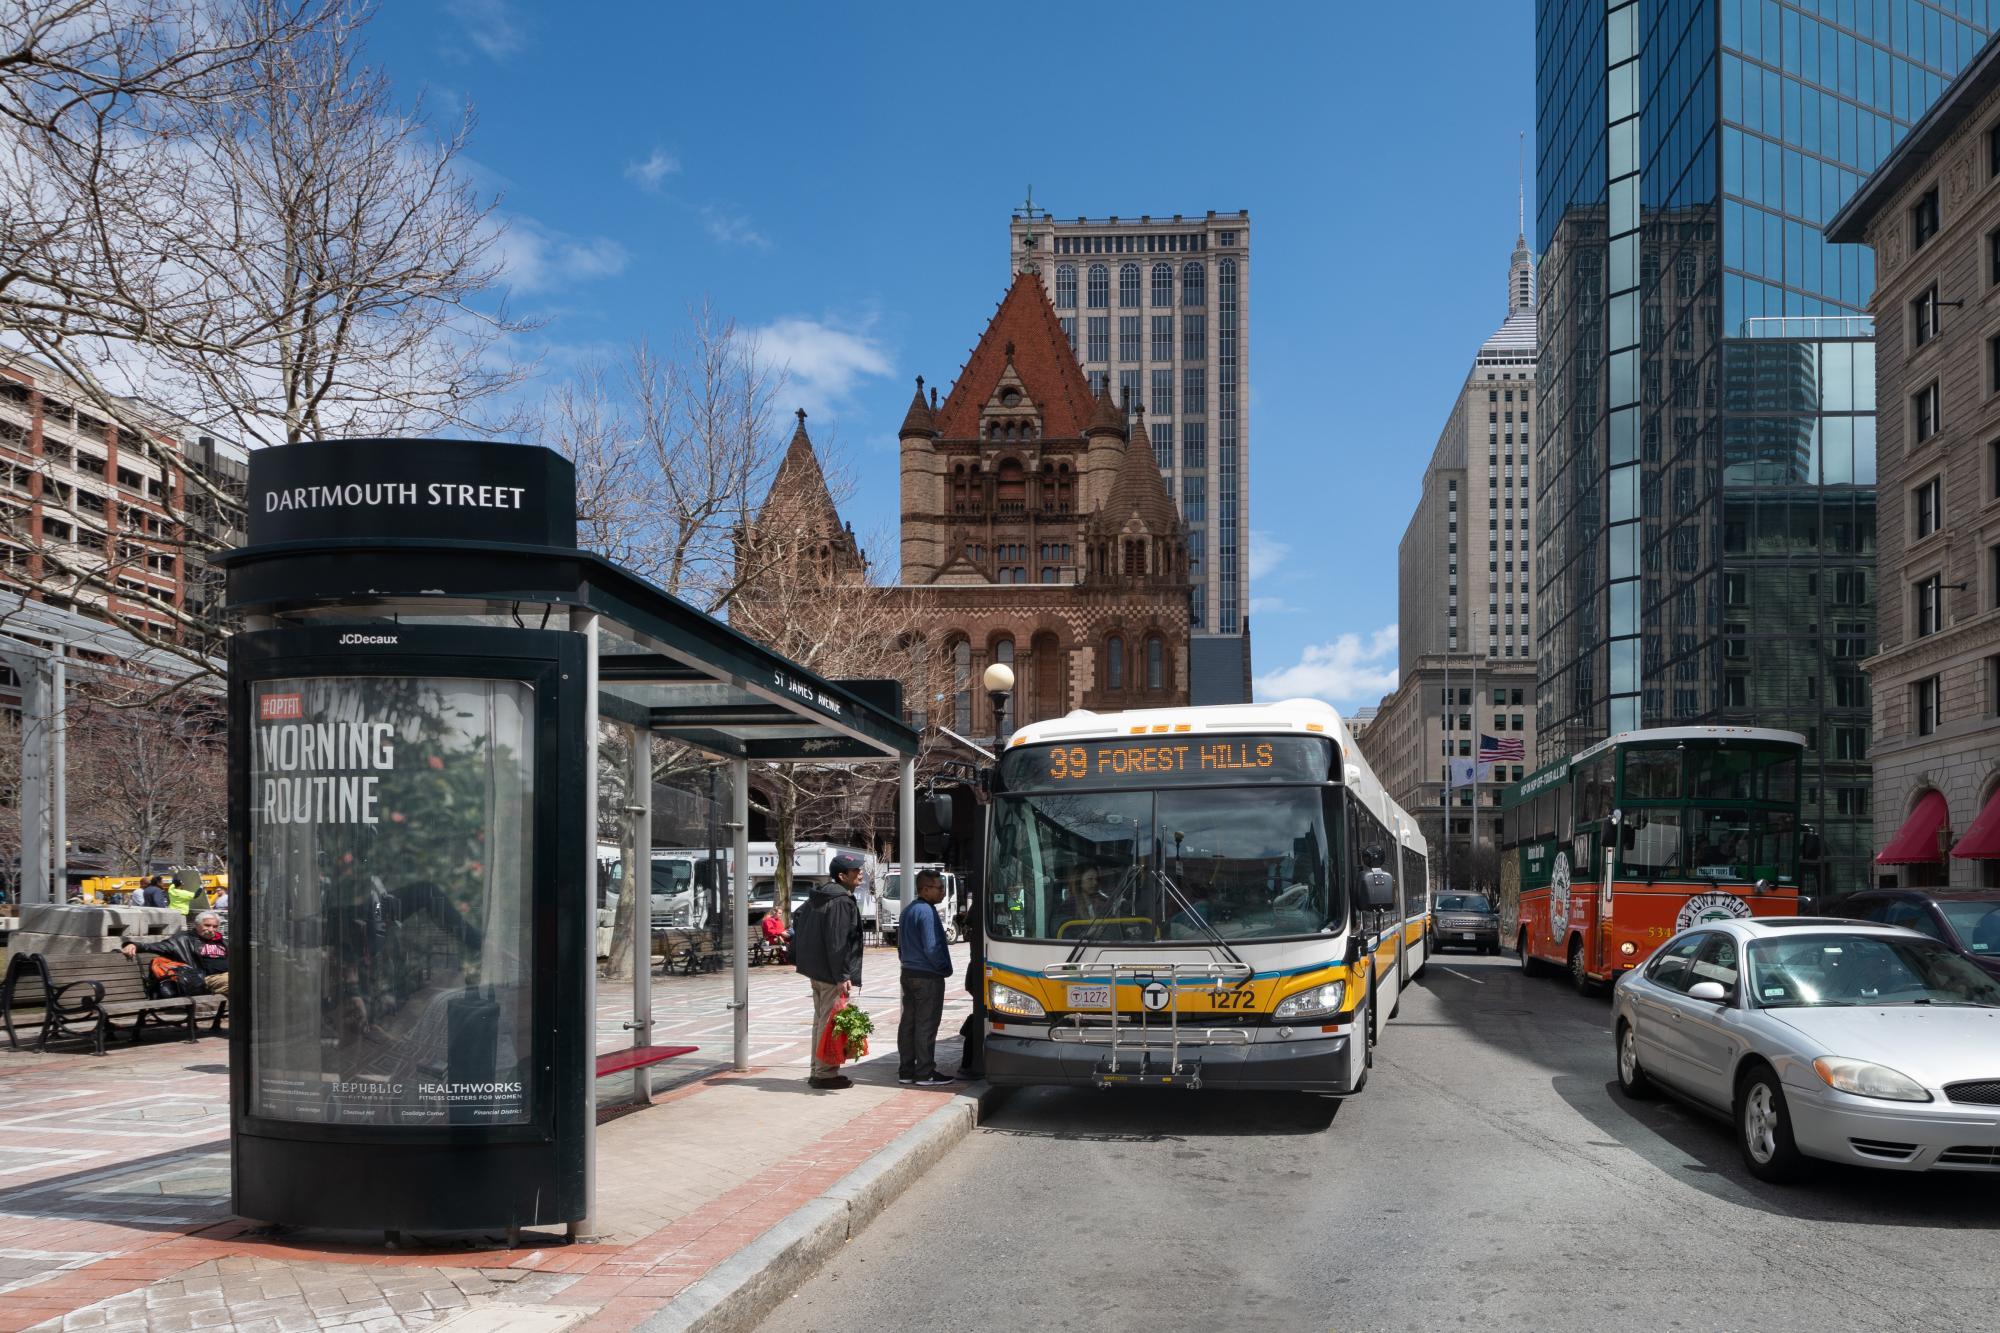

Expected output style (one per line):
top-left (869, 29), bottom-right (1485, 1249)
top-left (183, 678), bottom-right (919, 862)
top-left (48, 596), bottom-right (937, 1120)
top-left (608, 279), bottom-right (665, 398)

top-left (222, 439), bottom-right (920, 1237)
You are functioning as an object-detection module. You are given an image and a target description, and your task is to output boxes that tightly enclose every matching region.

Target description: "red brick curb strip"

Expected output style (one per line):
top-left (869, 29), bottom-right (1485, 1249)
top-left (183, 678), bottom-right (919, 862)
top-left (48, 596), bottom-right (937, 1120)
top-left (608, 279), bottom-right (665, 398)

top-left (634, 1083), bottom-right (998, 1333)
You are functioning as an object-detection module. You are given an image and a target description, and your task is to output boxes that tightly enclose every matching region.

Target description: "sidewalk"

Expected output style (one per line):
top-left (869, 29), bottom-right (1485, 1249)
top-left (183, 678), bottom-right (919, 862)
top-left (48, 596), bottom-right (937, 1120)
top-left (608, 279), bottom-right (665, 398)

top-left (0, 944), bottom-right (983, 1332)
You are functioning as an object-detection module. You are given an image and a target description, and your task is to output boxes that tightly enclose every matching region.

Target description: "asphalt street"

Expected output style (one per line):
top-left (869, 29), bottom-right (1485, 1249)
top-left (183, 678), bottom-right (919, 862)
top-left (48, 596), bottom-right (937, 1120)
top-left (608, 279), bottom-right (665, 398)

top-left (758, 948), bottom-right (2000, 1333)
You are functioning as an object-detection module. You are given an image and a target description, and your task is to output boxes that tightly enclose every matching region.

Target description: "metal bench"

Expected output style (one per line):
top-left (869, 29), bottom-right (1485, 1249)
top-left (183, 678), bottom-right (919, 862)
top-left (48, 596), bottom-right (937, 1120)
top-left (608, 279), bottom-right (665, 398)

top-left (0, 952), bottom-right (225, 1056)
top-left (593, 1044), bottom-right (698, 1079)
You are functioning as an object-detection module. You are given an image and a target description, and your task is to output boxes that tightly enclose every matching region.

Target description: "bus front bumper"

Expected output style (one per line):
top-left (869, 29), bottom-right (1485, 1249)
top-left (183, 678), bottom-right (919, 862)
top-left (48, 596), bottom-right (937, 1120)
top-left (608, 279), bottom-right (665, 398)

top-left (985, 1030), bottom-right (1354, 1094)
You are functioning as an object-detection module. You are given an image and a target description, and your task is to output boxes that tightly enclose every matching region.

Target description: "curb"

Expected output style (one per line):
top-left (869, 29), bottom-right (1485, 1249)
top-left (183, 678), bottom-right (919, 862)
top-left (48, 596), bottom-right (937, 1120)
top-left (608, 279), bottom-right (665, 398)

top-left (639, 1083), bottom-right (999, 1333)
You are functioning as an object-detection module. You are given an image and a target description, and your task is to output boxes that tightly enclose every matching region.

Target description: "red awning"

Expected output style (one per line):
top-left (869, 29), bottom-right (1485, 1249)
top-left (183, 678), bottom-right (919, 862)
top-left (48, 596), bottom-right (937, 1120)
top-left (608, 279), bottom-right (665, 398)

top-left (1952, 788), bottom-right (2000, 860)
top-left (1877, 789), bottom-right (1950, 864)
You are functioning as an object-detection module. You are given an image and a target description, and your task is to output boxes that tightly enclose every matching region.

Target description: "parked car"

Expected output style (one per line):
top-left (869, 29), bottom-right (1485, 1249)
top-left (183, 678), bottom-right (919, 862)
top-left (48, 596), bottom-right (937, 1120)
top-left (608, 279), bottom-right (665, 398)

top-left (1429, 892), bottom-right (1499, 955)
top-left (1825, 889), bottom-right (2000, 981)
top-left (1611, 917), bottom-right (2000, 1182)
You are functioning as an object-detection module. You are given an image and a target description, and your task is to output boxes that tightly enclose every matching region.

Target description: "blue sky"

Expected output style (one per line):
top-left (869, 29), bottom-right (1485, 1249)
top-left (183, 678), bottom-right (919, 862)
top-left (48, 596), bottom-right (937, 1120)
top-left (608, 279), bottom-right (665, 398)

top-left (367, 1), bottom-right (1535, 713)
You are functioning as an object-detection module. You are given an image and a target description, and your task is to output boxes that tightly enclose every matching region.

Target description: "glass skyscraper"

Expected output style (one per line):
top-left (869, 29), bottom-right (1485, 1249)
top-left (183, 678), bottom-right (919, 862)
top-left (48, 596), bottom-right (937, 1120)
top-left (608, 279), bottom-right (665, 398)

top-left (1534, 0), bottom-right (1997, 897)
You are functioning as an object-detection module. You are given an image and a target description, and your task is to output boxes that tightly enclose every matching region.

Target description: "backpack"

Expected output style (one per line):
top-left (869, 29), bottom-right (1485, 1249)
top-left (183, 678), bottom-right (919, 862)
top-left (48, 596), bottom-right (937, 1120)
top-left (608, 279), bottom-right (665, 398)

top-left (148, 956), bottom-right (204, 998)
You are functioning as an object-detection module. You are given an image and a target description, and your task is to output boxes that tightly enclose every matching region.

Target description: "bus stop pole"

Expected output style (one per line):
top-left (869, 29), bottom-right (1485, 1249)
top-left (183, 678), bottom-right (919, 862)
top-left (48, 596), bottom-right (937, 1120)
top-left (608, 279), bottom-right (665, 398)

top-left (571, 608), bottom-right (599, 1242)
top-left (629, 724), bottom-right (653, 1100)
top-left (898, 758), bottom-right (915, 935)
top-left (730, 757), bottom-right (750, 1072)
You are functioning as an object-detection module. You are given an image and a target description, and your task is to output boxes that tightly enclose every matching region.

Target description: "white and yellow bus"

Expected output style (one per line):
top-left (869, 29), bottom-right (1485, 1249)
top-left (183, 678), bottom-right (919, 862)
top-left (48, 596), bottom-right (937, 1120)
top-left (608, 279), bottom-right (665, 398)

top-left (981, 699), bottom-right (1429, 1095)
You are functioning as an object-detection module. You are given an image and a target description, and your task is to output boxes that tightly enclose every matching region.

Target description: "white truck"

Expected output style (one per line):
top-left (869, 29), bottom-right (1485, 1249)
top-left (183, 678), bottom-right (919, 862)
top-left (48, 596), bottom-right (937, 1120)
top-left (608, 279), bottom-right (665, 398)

top-left (878, 864), bottom-right (962, 944)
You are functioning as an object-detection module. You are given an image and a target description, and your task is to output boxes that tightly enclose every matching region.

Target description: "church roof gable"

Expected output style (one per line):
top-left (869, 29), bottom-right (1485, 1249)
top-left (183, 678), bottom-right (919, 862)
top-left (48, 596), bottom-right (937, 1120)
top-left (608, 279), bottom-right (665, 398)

top-left (757, 409), bottom-right (845, 538)
top-left (934, 270), bottom-right (1094, 440)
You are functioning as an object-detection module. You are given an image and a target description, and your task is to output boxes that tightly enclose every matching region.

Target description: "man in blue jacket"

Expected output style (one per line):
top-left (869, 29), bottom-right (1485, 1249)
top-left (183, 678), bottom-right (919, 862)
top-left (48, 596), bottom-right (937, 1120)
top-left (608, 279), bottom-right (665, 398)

top-left (897, 870), bottom-right (956, 1086)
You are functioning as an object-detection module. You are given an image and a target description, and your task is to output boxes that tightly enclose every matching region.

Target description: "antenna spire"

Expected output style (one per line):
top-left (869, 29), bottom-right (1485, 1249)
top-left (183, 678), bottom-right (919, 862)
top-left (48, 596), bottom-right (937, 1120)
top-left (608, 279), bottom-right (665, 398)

top-left (1517, 131), bottom-right (1525, 239)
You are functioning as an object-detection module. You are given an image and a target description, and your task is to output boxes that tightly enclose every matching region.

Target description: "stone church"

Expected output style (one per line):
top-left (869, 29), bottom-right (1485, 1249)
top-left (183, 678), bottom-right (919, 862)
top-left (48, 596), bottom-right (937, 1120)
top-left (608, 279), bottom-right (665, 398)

top-left (749, 268), bottom-right (1192, 740)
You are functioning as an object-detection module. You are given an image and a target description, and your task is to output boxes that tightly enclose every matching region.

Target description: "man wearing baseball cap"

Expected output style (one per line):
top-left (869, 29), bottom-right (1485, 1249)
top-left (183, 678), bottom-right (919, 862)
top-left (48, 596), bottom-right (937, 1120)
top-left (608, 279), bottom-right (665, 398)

top-left (793, 852), bottom-right (867, 1089)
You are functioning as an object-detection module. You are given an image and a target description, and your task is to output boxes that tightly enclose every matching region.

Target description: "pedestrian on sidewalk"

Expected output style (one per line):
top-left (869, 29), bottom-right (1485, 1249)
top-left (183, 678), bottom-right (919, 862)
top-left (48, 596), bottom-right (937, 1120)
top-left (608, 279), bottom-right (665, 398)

top-left (793, 851), bottom-right (866, 1090)
top-left (897, 870), bottom-right (955, 1087)
top-left (137, 876), bottom-right (170, 909)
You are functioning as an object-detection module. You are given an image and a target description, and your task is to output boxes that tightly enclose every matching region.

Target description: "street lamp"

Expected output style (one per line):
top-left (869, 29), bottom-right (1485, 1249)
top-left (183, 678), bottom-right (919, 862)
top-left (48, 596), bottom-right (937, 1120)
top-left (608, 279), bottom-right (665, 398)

top-left (983, 661), bottom-right (1015, 745)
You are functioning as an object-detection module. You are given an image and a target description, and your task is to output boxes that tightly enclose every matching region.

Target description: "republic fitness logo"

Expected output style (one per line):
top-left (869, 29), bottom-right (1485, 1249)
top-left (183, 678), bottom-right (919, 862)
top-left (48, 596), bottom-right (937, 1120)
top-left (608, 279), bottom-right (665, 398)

top-left (1676, 892), bottom-right (1753, 931)
top-left (1547, 851), bottom-right (1572, 941)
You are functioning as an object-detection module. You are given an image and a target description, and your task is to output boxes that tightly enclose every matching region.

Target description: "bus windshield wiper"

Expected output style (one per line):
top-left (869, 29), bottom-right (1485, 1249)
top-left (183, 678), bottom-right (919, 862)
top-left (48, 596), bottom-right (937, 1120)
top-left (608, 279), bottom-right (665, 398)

top-left (1152, 867), bottom-right (1247, 972)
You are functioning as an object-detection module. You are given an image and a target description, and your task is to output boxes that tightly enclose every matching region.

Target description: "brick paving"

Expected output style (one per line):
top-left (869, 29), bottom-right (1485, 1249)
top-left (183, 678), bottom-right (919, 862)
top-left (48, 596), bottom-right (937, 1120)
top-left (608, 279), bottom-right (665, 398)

top-left (0, 945), bottom-right (972, 1331)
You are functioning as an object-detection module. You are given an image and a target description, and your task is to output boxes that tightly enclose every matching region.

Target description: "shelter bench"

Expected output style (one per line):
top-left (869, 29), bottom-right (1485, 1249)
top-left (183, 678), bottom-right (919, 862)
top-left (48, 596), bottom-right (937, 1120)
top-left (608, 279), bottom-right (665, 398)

top-left (1, 952), bottom-right (225, 1056)
top-left (593, 1044), bottom-right (698, 1079)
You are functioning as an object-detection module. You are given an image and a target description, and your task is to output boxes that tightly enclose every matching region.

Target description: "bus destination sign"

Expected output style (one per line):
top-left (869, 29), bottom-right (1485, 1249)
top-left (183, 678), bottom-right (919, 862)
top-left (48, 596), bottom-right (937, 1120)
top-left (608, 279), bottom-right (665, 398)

top-left (1001, 735), bottom-right (1332, 791)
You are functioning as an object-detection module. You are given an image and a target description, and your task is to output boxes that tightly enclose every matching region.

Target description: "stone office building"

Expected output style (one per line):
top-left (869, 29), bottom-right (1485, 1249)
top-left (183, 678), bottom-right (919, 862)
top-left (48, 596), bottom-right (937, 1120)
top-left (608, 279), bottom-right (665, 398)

top-left (1827, 35), bottom-right (2000, 887)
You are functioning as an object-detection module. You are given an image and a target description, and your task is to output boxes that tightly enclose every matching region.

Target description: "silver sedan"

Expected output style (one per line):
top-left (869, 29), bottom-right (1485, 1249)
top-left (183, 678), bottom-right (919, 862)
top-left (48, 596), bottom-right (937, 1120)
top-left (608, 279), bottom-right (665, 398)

top-left (1611, 918), bottom-right (2000, 1182)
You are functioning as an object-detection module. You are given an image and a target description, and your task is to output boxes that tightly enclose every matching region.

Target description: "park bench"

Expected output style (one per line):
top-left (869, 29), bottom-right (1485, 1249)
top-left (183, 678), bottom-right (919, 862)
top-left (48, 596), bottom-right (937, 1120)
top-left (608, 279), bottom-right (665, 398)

top-left (0, 952), bottom-right (225, 1056)
top-left (661, 928), bottom-right (727, 976)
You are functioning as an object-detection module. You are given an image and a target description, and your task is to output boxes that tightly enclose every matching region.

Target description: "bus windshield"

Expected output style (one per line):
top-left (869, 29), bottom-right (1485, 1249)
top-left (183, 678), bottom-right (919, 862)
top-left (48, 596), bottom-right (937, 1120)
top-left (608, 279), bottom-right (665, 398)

top-left (989, 786), bottom-right (1339, 943)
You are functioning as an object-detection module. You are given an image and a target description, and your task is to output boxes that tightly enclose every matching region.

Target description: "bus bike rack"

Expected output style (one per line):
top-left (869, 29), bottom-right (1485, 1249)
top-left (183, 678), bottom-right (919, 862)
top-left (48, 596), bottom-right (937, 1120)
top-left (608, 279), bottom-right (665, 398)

top-left (1041, 960), bottom-right (1255, 1089)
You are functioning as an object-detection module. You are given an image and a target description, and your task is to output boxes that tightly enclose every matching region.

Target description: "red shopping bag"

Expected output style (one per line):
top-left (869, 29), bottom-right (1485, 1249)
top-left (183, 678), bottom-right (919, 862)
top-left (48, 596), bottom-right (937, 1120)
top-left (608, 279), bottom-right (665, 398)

top-left (816, 1005), bottom-right (849, 1068)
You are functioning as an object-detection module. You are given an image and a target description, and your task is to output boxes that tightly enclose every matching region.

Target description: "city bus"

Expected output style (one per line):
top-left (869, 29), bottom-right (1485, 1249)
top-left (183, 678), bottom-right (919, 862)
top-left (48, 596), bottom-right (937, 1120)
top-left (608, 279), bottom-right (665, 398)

top-left (1498, 725), bottom-right (1808, 992)
top-left (981, 699), bottom-right (1428, 1095)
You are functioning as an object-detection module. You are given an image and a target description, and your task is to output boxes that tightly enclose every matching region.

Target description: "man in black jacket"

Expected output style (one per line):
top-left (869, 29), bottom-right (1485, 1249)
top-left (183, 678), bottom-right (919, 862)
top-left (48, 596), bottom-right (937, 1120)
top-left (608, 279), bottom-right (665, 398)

top-left (793, 853), bottom-right (865, 1090)
top-left (122, 911), bottom-right (229, 994)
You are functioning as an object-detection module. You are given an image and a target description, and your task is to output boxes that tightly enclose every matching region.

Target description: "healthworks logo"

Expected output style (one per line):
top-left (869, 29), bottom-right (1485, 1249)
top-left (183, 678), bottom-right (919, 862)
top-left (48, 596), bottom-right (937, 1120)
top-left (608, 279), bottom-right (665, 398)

top-left (259, 693), bottom-right (304, 722)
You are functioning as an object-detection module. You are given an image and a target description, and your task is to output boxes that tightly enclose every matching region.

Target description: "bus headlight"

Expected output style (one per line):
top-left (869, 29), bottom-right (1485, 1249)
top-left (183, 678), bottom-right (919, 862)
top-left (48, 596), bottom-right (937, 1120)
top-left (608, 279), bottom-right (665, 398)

top-left (1274, 980), bottom-right (1346, 1020)
top-left (989, 982), bottom-right (1046, 1018)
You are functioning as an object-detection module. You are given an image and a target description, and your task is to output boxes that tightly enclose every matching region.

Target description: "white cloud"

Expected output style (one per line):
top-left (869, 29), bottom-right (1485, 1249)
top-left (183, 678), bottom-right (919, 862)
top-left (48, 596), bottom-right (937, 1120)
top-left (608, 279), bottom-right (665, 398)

top-left (1254, 625), bottom-right (1399, 708)
top-left (443, 0), bottom-right (528, 60)
top-left (625, 148), bottom-right (680, 192)
top-left (744, 316), bottom-right (894, 420)
top-left (701, 204), bottom-right (771, 250)
top-left (1248, 596), bottom-right (1297, 616)
top-left (1248, 531), bottom-right (1289, 581)
top-left (490, 217), bottom-right (629, 294)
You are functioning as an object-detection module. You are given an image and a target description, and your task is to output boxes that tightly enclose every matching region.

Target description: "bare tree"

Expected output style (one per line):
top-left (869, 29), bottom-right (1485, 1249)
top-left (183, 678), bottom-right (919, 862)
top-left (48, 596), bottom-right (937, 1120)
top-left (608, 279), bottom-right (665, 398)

top-left (541, 307), bottom-right (789, 611)
top-left (1, 1), bottom-right (530, 665)
top-left (65, 696), bottom-right (225, 871)
top-left (0, 711), bottom-right (20, 893)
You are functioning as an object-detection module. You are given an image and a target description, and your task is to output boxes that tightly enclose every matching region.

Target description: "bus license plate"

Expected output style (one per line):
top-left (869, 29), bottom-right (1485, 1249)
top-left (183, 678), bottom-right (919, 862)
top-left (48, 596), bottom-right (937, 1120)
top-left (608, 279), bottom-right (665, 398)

top-left (1066, 984), bottom-right (1111, 1010)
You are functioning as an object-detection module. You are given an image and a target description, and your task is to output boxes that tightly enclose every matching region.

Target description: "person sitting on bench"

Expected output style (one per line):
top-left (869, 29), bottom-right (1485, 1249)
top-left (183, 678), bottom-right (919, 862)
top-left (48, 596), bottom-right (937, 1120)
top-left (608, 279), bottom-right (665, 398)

top-left (121, 911), bottom-right (230, 995)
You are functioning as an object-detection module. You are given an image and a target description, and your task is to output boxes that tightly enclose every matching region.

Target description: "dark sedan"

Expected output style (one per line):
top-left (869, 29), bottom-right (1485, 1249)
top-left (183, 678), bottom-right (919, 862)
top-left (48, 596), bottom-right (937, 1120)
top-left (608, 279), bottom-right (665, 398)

top-left (1430, 892), bottom-right (1500, 955)
top-left (1826, 889), bottom-right (2000, 980)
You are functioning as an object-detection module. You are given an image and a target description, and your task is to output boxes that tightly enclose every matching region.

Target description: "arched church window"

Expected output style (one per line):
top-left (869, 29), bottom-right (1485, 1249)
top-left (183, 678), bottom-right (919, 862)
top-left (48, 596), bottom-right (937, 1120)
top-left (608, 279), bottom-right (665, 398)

top-left (1106, 636), bottom-right (1125, 691)
top-left (1147, 637), bottom-right (1165, 691)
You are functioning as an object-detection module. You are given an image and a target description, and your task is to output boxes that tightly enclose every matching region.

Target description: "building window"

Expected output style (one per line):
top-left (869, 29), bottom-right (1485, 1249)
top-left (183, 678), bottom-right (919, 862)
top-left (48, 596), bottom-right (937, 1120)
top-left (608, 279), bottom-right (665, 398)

top-left (1087, 264), bottom-right (1109, 308)
top-left (1914, 675), bottom-right (1941, 737)
top-left (1991, 124), bottom-right (2000, 178)
top-left (1913, 187), bottom-right (1940, 250)
top-left (1119, 315), bottom-right (1141, 362)
top-left (1914, 380), bottom-right (1940, 443)
top-left (1914, 476), bottom-right (1942, 539)
top-left (1182, 422), bottom-right (1205, 469)
top-left (1118, 263), bottom-right (1140, 308)
top-left (1150, 314), bottom-right (1173, 360)
top-left (1106, 635), bottom-right (1125, 690)
top-left (1181, 261), bottom-right (1205, 308)
top-left (1087, 317), bottom-right (1109, 363)
top-left (951, 638), bottom-right (972, 732)
top-left (1055, 265), bottom-right (1076, 309)
top-left (1182, 475), bottom-right (1205, 522)
top-left (1182, 368), bottom-right (1206, 417)
top-left (1915, 574), bottom-right (1942, 638)
top-left (1913, 283), bottom-right (1940, 347)
top-left (1181, 313), bottom-right (1206, 362)
top-left (1151, 263), bottom-right (1173, 307)
top-left (1146, 636), bottom-right (1164, 691)
top-left (1151, 368), bottom-right (1173, 422)
top-left (1060, 316), bottom-right (1077, 354)
top-left (1990, 229), bottom-right (2000, 286)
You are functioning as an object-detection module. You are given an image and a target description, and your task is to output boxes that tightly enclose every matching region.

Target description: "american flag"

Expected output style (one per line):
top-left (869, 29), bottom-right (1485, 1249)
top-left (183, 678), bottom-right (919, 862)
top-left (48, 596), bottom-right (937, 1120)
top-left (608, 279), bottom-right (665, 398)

top-left (1479, 733), bottom-right (1525, 763)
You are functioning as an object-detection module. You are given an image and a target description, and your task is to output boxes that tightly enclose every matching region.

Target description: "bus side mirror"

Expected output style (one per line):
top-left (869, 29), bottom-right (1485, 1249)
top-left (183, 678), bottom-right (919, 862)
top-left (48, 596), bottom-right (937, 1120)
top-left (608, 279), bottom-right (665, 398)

top-left (917, 793), bottom-right (954, 859)
top-left (1361, 868), bottom-right (1395, 909)
top-left (1362, 843), bottom-right (1387, 869)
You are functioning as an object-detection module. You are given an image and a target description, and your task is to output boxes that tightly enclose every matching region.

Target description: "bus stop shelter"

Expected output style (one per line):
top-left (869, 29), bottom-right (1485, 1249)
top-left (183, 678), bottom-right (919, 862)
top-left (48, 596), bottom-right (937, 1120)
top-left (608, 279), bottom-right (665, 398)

top-left (219, 438), bottom-right (920, 1239)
